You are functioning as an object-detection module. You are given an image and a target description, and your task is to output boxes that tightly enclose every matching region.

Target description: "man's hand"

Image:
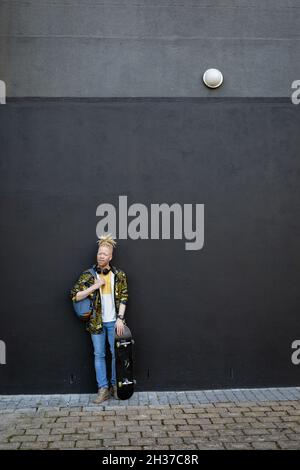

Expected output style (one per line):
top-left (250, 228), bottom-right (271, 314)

top-left (92, 278), bottom-right (106, 290)
top-left (116, 318), bottom-right (125, 336)
top-left (75, 277), bottom-right (105, 302)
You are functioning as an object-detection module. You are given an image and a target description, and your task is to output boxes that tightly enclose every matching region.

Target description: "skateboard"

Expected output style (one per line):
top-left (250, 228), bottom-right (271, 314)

top-left (115, 325), bottom-right (135, 400)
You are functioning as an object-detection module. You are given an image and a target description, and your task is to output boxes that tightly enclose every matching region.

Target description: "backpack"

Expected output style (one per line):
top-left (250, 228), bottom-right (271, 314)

top-left (72, 268), bottom-right (98, 321)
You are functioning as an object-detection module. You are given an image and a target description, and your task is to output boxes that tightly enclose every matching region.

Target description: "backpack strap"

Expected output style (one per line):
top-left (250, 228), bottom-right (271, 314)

top-left (87, 267), bottom-right (97, 278)
top-left (86, 268), bottom-right (98, 313)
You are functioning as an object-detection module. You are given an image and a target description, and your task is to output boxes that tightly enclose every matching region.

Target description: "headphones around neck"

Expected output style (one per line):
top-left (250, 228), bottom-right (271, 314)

top-left (96, 265), bottom-right (111, 275)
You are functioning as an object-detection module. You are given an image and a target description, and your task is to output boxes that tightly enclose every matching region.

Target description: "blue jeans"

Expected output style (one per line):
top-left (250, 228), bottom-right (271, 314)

top-left (91, 321), bottom-right (116, 389)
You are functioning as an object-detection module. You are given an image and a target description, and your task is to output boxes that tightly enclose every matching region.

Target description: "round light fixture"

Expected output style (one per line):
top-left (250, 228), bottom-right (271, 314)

top-left (203, 68), bottom-right (223, 89)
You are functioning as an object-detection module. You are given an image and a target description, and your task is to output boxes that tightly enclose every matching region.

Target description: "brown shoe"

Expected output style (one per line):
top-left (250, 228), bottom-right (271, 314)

top-left (109, 385), bottom-right (119, 400)
top-left (93, 387), bottom-right (110, 404)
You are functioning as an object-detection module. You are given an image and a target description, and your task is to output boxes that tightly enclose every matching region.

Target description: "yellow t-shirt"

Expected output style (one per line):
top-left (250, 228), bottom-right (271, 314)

top-left (97, 271), bottom-right (116, 322)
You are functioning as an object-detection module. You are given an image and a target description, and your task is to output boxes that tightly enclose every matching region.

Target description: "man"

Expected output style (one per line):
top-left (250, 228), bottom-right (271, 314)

top-left (70, 234), bottom-right (128, 404)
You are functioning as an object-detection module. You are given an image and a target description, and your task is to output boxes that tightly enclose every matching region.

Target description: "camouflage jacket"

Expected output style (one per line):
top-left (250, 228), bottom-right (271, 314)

top-left (70, 264), bottom-right (128, 334)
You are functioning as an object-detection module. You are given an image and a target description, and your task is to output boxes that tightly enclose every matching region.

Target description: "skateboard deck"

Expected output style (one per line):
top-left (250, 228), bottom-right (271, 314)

top-left (115, 325), bottom-right (135, 400)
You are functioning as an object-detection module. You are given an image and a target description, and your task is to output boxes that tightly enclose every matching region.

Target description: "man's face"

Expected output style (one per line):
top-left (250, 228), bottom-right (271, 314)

top-left (97, 244), bottom-right (113, 267)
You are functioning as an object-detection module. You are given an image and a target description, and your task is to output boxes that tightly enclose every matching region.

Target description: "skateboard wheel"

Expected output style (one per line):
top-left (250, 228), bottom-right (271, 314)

top-left (131, 339), bottom-right (135, 345)
top-left (116, 342), bottom-right (120, 348)
top-left (118, 381), bottom-right (123, 388)
top-left (133, 379), bottom-right (137, 385)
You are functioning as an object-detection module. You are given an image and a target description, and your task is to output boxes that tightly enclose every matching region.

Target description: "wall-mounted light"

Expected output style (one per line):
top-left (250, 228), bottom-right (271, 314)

top-left (203, 69), bottom-right (223, 89)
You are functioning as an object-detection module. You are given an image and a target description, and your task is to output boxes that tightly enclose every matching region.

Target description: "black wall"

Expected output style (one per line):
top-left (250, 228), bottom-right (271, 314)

top-left (0, 98), bottom-right (300, 393)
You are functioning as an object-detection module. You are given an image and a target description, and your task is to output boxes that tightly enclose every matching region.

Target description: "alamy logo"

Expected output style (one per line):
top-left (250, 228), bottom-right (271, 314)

top-left (96, 195), bottom-right (204, 251)
top-left (291, 80), bottom-right (300, 105)
top-left (0, 340), bottom-right (6, 365)
top-left (0, 80), bottom-right (6, 104)
top-left (291, 340), bottom-right (300, 365)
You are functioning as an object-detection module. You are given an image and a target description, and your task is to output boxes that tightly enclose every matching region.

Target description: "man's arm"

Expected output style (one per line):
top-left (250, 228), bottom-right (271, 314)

top-left (115, 272), bottom-right (128, 335)
top-left (70, 273), bottom-right (104, 302)
top-left (117, 302), bottom-right (126, 318)
top-left (75, 284), bottom-right (97, 302)
top-left (116, 303), bottom-right (126, 336)
top-left (120, 272), bottom-right (129, 305)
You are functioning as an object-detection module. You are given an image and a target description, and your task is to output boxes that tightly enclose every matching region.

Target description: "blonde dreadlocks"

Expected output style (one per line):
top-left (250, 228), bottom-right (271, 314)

top-left (97, 233), bottom-right (117, 251)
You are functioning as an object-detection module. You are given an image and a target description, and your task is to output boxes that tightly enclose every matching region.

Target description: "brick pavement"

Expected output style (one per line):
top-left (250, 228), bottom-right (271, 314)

top-left (1, 389), bottom-right (300, 450)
